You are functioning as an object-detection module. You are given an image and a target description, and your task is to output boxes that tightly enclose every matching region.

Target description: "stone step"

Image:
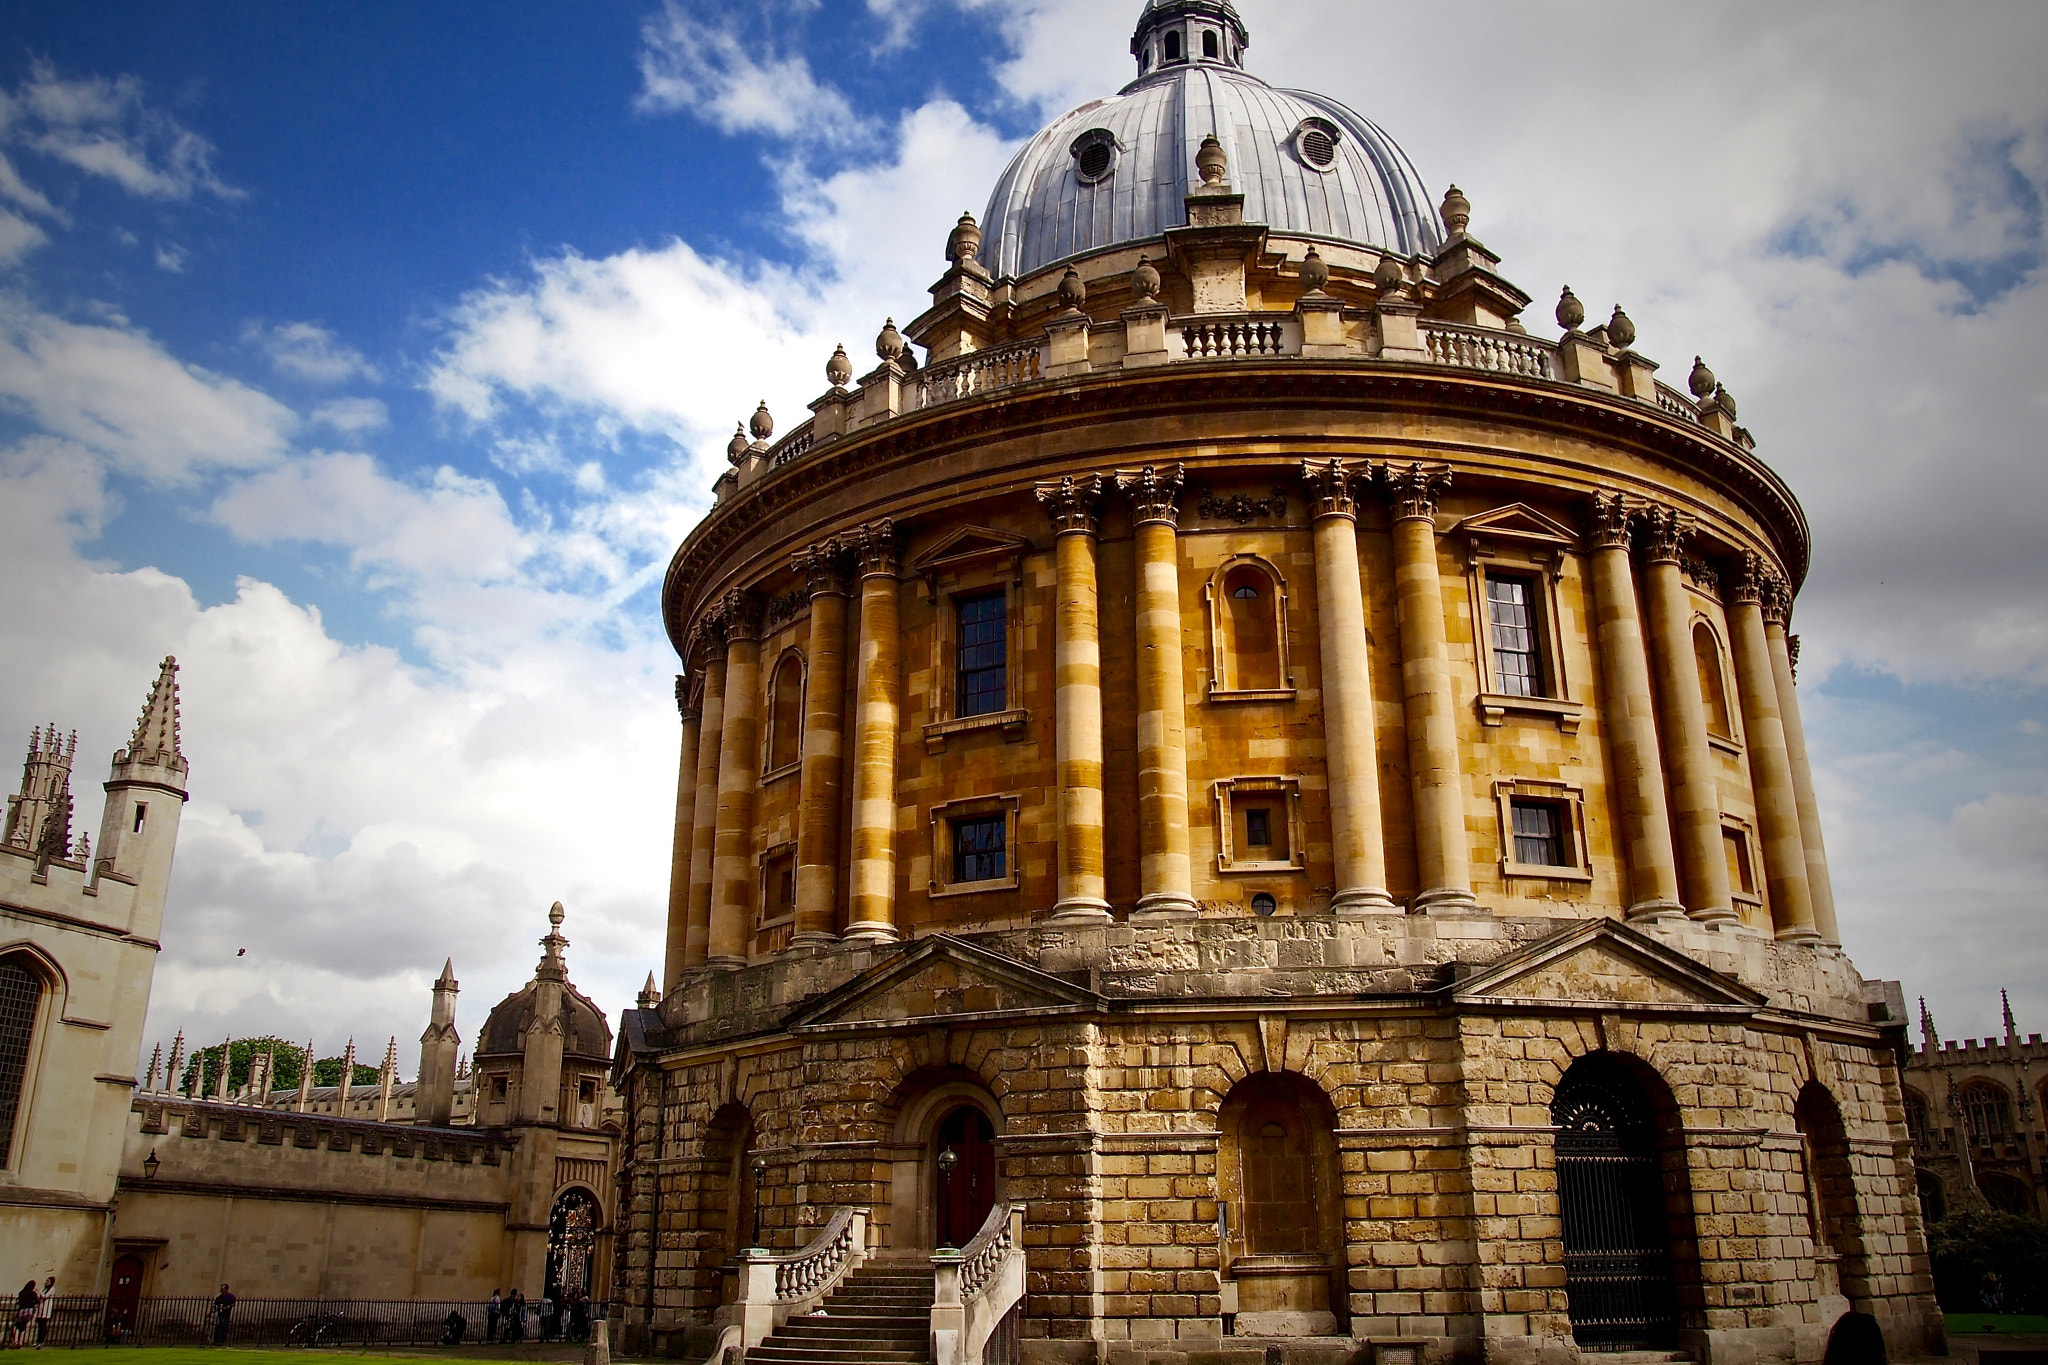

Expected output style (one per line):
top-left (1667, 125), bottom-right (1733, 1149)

top-left (778, 1322), bottom-right (926, 1341)
top-left (749, 1347), bottom-right (926, 1364)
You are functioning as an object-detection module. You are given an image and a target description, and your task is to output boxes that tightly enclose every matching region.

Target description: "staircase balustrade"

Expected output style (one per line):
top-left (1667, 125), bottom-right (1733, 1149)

top-left (734, 1207), bottom-right (869, 1350)
top-left (930, 1202), bottom-right (1025, 1365)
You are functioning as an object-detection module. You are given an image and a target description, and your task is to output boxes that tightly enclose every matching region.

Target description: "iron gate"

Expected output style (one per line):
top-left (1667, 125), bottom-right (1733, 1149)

top-left (1553, 1063), bottom-right (1679, 1350)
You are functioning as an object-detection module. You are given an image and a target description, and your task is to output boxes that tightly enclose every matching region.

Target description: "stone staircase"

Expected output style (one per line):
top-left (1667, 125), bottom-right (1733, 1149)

top-left (745, 1264), bottom-right (934, 1364)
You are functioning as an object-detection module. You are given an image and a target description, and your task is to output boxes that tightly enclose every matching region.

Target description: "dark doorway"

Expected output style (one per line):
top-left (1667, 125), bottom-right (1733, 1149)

top-left (546, 1187), bottom-right (601, 1300)
top-left (107, 1254), bottom-right (145, 1336)
top-left (1554, 1056), bottom-right (1682, 1350)
top-left (935, 1105), bottom-right (996, 1247)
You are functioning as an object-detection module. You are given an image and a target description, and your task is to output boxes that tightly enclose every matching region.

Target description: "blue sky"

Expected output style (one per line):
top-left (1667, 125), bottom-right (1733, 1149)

top-left (1, 0), bottom-right (2044, 1063)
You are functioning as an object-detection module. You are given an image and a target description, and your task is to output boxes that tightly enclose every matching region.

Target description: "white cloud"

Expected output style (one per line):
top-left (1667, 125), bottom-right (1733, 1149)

top-left (0, 295), bottom-right (295, 482)
top-left (636, 0), bottom-right (868, 143)
top-left (310, 396), bottom-right (389, 434)
top-left (153, 242), bottom-right (187, 273)
top-left (0, 209), bottom-right (44, 266)
top-left (247, 320), bottom-right (380, 384)
top-left (12, 61), bottom-right (240, 202)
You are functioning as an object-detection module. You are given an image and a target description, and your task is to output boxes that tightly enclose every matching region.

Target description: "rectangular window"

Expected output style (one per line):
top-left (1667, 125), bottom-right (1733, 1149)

top-left (132, 803), bottom-right (147, 833)
top-left (955, 592), bottom-right (1007, 718)
top-left (1486, 573), bottom-right (1543, 697)
top-left (1724, 828), bottom-right (1757, 896)
top-left (952, 814), bottom-right (1006, 884)
top-left (492, 1075), bottom-right (508, 1099)
top-left (1510, 798), bottom-right (1569, 867)
top-left (761, 849), bottom-right (796, 926)
top-left (1244, 807), bottom-right (1272, 848)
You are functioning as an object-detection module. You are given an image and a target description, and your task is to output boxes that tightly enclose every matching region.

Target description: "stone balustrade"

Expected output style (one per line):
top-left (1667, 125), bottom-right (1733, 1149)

top-left (930, 1202), bottom-right (1025, 1365)
top-left (734, 1207), bottom-right (870, 1350)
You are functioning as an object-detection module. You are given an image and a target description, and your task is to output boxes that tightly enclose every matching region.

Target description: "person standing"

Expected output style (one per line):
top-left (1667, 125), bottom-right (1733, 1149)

top-left (209, 1285), bottom-right (236, 1346)
top-left (485, 1289), bottom-right (501, 1344)
top-left (10, 1282), bottom-right (35, 1349)
top-left (32, 1279), bottom-right (53, 1349)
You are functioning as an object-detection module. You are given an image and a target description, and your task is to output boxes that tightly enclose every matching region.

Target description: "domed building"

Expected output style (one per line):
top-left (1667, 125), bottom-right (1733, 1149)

top-left (613, 4), bottom-right (1941, 1363)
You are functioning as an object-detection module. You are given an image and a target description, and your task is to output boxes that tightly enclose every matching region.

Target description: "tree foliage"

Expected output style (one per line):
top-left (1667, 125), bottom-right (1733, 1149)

top-left (178, 1036), bottom-right (307, 1094)
top-left (1927, 1207), bottom-right (2048, 1313)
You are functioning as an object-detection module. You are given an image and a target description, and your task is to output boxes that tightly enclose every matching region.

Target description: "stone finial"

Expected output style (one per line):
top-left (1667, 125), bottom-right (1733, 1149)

top-left (749, 400), bottom-right (774, 442)
top-left (946, 211), bottom-right (981, 265)
top-left (1555, 286), bottom-right (1586, 332)
top-left (1195, 134), bottom-right (1228, 187)
top-left (726, 424), bottom-right (749, 466)
top-left (1298, 246), bottom-right (1329, 294)
top-left (1606, 305), bottom-right (1636, 351)
top-left (1058, 267), bottom-right (1087, 313)
top-left (121, 657), bottom-right (184, 770)
top-left (1688, 356), bottom-right (1716, 399)
top-left (826, 343), bottom-right (853, 389)
top-left (1132, 254), bottom-right (1161, 302)
top-left (1713, 382), bottom-right (1738, 419)
top-left (875, 317), bottom-right (905, 362)
top-left (1372, 255), bottom-right (1404, 295)
top-left (1440, 184), bottom-right (1471, 236)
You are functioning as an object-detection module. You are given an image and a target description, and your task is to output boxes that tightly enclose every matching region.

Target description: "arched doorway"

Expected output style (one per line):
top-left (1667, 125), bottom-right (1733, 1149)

top-left (1553, 1054), bottom-right (1693, 1350)
top-left (1217, 1073), bottom-right (1344, 1336)
top-left (934, 1104), bottom-right (996, 1248)
top-left (699, 1103), bottom-right (754, 1305)
top-left (546, 1187), bottom-right (601, 1300)
top-left (106, 1254), bottom-right (145, 1336)
top-left (1794, 1082), bottom-right (1867, 1304)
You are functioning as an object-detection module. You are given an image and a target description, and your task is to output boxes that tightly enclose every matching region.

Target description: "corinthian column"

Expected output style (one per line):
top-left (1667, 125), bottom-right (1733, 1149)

top-left (1584, 494), bottom-right (1683, 920)
top-left (1729, 557), bottom-right (1819, 942)
top-left (681, 627), bottom-right (728, 970)
top-left (1037, 474), bottom-right (1112, 923)
top-left (1765, 583), bottom-right (1839, 945)
top-left (1638, 506), bottom-right (1735, 922)
top-left (1115, 465), bottom-right (1197, 921)
top-left (791, 542), bottom-right (853, 947)
top-left (706, 589), bottom-right (766, 968)
top-left (1380, 461), bottom-right (1478, 915)
top-left (662, 676), bottom-right (703, 990)
top-left (843, 520), bottom-right (904, 943)
top-left (1303, 458), bottom-right (1395, 915)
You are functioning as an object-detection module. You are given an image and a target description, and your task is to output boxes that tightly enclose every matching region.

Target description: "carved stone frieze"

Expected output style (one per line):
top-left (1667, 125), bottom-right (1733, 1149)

top-left (1035, 473), bottom-right (1106, 535)
top-left (1376, 460), bottom-right (1454, 521)
top-left (1299, 458), bottom-right (1362, 519)
top-left (1682, 553), bottom-right (1721, 595)
top-left (1197, 485), bottom-right (1288, 524)
top-left (1113, 464), bottom-right (1185, 526)
top-left (763, 586), bottom-right (810, 628)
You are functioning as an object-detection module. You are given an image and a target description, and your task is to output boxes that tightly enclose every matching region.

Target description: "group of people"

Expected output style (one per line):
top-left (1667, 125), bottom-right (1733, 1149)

top-left (6, 1279), bottom-right (55, 1350)
top-left (482, 1286), bottom-right (595, 1344)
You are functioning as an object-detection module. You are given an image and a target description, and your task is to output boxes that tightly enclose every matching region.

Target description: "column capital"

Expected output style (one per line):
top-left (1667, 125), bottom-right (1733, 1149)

top-left (833, 518), bottom-right (901, 577)
top-left (1635, 502), bottom-right (1694, 565)
top-left (1375, 460), bottom-right (1453, 522)
top-left (1583, 490), bottom-right (1639, 550)
top-left (720, 587), bottom-right (766, 641)
top-left (1113, 463), bottom-right (1185, 526)
top-left (1300, 457), bottom-right (1364, 520)
top-left (1728, 551), bottom-right (1770, 607)
top-left (1760, 572), bottom-right (1792, 628)
top-left (1787, 633), bottom-right (1801, 681)
top-left (689, 610), bottom-right (729, 661)
top-left (792, 541), bottom-right (854, 598)
top-left (674, 673), bottom-right (701, 724)
top-left (1036, 473), bottom-right (1106, 536)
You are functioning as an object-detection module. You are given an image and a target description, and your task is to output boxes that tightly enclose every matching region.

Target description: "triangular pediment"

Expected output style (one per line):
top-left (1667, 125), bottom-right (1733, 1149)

top-left (1454, 502), bottom-right (1578, 548)
top-left (911, 525), bottom-right (1031, 578)
top-left (1448, 919), bottom-right (1766, 1012)
top-left (786, 935), bottom-right (1100, 1031)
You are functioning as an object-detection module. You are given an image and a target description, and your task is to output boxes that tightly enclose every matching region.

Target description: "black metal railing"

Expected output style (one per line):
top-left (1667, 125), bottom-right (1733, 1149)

top-left (38, 1295), bottom-right (609, 1348)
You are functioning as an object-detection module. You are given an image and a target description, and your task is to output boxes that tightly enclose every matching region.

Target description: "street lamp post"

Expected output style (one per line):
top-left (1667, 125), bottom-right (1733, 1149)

top-left (936, 1146), bottom-right (959, 1249)
top-left (750, 1153), bottom-right (769, 1249)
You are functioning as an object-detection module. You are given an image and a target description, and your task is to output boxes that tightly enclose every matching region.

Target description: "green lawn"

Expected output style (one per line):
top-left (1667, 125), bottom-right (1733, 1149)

top-left (1946, 1313), bottom-right (2048, 1334)
top-left (36, 1352), bottom-right (586, 1365)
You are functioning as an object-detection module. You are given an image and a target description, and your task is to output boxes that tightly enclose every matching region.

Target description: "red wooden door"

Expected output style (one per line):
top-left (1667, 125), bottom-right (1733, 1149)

top-left (108, 1254), bottom-right (145, 1333)
top-left (935, 1106), bottom-right (996, 1247)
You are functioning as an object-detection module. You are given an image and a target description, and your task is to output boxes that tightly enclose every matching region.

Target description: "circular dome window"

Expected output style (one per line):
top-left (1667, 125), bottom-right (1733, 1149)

top-left (1071, 130), bottom-right (1119, 185)
top-left (1293, 118), bottom-right (1341, 172)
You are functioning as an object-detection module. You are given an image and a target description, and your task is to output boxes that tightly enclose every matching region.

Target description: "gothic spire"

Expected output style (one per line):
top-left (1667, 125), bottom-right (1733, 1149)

top-left (1919, 996), bottom-right (1939, 1053)
top-left (118, 657), bottom-right (187, 775)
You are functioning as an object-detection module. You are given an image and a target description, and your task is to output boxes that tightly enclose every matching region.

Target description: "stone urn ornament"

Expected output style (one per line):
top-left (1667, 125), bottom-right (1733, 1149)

top-left (1440, 184), bottom-right (1471, 236)
top-left (875, 317), bottom-right (905, 362)
top-left (1299, 246), bottom-right (1330, 294)
top-left (726, 424), bottom-right (749, 466)
top-left (1606, 305), bottom-right (1637, 351)
top-left (1058, 267), bottom-right (1087, 312)
top-left (1373, 255), bottom-right (1404, 295)
top-left (946, 211), bottom-right (982, 265)
top-left (749, 401), bottom-right (774, 443)
top-left (1132, 254), bottom-right (1161, 302)
top-left (826, 343), bottom-right (853, 389)
top-left (1555, 286), bottom-right (1586, 332)
top-left (1688, 356), bottom-right (1716, 399)
top-left (1195, 134), bottom-right (1228, 186)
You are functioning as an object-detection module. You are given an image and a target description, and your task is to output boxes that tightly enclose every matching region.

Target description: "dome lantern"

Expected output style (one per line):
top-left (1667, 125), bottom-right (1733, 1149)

top-left (1130, 0), bottom-right (1250, 76)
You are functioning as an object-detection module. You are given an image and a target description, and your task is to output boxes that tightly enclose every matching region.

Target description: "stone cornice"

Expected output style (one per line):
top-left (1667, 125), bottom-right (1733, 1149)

top-left (661, 361), bottom-right (1813, 655)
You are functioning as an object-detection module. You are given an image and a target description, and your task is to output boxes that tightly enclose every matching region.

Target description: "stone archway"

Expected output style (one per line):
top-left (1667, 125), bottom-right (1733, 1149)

top-left (884, 1072), bottom-right (1004, 1254)
top-left (1216, 1072), bottom-right (1344, 1337)
top-left (546, 1186), bottom-right (602, 1300)
top-left (1795, 1081), bottom-right (1869, 1305)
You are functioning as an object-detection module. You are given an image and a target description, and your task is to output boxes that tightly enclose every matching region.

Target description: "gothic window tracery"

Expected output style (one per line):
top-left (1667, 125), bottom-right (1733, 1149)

top-left (1962, 1081), bottom-right (2013, 1144)
top-left (0, 957), bottom-right (46, 1169)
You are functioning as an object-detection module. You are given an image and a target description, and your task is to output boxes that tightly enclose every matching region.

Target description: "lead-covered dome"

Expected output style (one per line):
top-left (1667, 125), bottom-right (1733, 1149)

top-left (980, 0), bottom-right (1442, 280)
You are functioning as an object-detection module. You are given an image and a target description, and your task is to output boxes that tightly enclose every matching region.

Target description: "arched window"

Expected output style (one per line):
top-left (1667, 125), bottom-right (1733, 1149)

top-left (1794, 1082), bottom-right (1867, 1302)
top-left (1552, 1054), bottom-right (1697, 1350)
top-left (1202, 29), bottom-right (1219, 58)
top-left (546, 1186), bottom-right (602, 1299)
top-left (767, 652), bottom-right (803, 772)
top-left (1694, 622), bottom-right (1733, 739)
top-left (1218, 1073), bottom-right (1344, 1334)
top-left (1915, 1170), bottom-right (1946, 1225)
top-left (1979, 1172), bottom-right (2035, 1217)
top-left (1208, 557), bottom-right (1289, 696)
top-left (1163, 30), bottom-right (1182, 62)
top-left (1902, 1088), bottom-right (1930, 1148)
top-left (0, 956), bottom-right (46, 1168)
top-left (1962, 1081), bottom-right (2012, 1144)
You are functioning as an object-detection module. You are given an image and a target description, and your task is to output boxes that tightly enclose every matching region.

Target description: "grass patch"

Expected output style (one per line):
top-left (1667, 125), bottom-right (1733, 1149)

top-left (1947, 1314), bottom-right (2048, 1334)
top-left (35, 1353), bottom-right (531, 1365)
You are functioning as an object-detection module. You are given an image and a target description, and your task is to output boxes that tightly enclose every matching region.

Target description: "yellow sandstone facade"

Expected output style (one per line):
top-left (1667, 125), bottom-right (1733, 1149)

top-left (614, 5), bottom-right (1939, 1363)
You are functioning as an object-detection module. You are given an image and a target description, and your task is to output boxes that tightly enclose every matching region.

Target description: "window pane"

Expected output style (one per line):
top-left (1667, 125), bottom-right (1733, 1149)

top-left (1486, 574), bottom-right (1541, 697)
top-left (1510, 799), bottom-right (1568, 866)
top-left (952, 815), bottom-right (1007, 883)
top-left (1245, 808), bottom-right (1271, 847)
top-left (956, 592), bottom-right (1007, 718)
top-left (0, 961), bottom-right (41, 1167)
